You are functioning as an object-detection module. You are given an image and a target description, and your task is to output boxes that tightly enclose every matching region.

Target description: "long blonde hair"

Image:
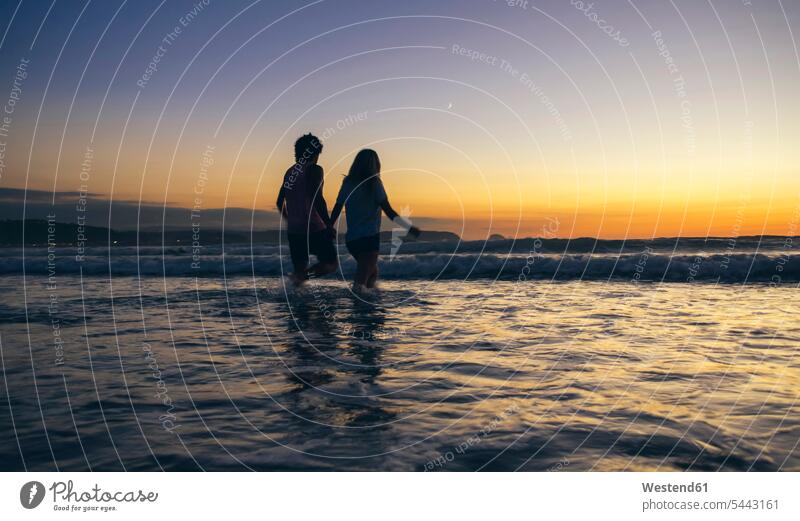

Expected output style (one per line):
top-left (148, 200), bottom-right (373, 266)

top-left (346, 149), bottom-right (381, 185)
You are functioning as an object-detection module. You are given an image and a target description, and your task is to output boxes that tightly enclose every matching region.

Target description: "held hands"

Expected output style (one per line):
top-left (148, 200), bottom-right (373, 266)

top-left (325, 226), bottom-right (337, 241)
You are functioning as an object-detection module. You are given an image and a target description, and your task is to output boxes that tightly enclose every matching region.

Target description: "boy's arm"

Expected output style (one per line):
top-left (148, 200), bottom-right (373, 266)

top-left (309, 165), bottom-right (333, 227)
top-left (329, 178), bottom-right (346, 227)
top-left (330, 201), bottom-right (343, 226)
top-left (276, 185), bottom-right (288, 217)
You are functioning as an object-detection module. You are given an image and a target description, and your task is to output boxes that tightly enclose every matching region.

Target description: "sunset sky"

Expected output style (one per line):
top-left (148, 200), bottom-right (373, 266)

top-left (1, 0), bottom-right (798, 239)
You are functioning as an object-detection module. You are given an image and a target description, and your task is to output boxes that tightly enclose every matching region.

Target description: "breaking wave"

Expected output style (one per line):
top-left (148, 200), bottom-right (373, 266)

top-left (2, 240), bottom-right (798, 283)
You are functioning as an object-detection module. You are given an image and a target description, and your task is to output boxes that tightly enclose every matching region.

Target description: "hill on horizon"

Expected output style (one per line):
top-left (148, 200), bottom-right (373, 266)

top-left (0, 220), bottom-right (460, 247)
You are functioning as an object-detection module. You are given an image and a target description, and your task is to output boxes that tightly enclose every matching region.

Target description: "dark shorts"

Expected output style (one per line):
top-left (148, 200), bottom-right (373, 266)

top-left (287, 230), bottom-right (337, 267)
top-left (346, 233), bottom-right (380, 257)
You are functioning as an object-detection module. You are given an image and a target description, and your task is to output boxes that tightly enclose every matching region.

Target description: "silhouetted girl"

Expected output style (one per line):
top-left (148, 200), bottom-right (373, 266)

top-left (330, 149), bottom-right (419, 289)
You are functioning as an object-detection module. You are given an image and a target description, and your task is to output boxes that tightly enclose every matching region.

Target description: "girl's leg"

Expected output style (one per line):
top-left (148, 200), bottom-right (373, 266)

top-left (365, 253), bottom-right (379, 288)
top-left (353, 252), bottom-right (371, 287)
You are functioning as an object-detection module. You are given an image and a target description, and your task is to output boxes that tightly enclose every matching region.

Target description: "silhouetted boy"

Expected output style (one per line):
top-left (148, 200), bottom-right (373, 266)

top-left (276, 133), bottom-right (337, 284)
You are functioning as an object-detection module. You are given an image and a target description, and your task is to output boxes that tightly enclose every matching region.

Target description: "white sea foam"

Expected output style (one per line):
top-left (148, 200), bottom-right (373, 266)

top-left (1, 246), bottom-right (797, 282)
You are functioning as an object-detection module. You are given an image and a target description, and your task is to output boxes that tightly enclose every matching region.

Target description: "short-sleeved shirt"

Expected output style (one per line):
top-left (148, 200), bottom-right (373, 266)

top-left (335, 176), bottom-right (387, 241)
top-left (282, 163), bottom-right (326, 234)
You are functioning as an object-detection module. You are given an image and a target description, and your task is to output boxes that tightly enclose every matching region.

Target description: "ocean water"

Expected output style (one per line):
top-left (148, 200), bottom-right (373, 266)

top-left (1, 239), bottom-right (799, 471)
top-left (3, 236), bottom-right (800, 281)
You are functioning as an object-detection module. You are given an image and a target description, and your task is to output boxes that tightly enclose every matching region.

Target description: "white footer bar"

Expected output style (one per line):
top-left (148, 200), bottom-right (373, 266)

top-left (1, 472), bottom-right (798, 520)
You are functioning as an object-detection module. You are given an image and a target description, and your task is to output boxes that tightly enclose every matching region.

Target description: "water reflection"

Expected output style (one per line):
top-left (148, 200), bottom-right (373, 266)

top-left (278, 286), bottom-right (393, 428)
top-left (2, 277), bottom-right (799, 471)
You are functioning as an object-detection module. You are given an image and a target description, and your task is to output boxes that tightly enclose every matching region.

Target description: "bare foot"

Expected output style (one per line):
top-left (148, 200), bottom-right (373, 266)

top-left (289, 273), bottom-right (307, 287)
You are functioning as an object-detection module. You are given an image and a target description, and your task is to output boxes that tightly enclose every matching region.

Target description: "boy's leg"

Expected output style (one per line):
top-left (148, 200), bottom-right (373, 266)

top-left (291, 263), bottom-right (309, 285)
top-left (308, 262), bottom-right (336, 277)
top-left (287, 233), bottom-right (309, 284)
top-left (308, 230), bottom-right (338, 277)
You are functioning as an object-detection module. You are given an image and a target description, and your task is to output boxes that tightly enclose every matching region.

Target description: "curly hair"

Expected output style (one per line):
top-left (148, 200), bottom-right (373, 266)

top-left (294, 133), bottom-right (323, 162)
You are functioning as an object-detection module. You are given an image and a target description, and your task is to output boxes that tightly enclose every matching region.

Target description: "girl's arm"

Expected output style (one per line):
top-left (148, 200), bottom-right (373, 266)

top-left (380, 199), bottom-right (420, 238)
top-left (309, 165), bottom-right (333, 227)
top-left (379, 198), bottom-right (398, 220)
